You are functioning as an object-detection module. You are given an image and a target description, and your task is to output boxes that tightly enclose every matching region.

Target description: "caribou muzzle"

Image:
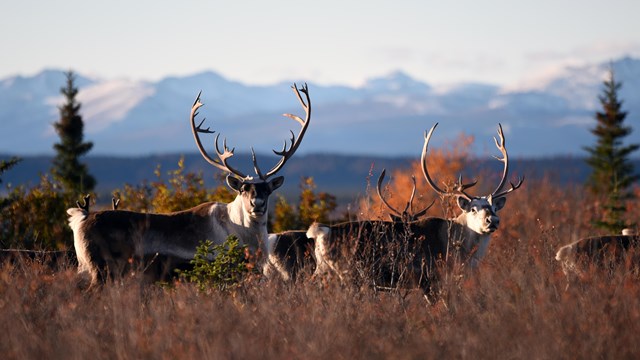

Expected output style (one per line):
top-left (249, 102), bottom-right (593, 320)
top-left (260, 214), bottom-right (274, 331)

top-left (249, 202), bottom-right (267, 217)
top-left (485, 215), bottom-right (500, 233)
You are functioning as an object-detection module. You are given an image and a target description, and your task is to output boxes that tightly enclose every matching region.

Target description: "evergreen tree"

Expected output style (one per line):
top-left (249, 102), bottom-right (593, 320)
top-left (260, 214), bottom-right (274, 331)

top-left (51, 71), bottom-right (96, 195)
top-left (584, 66), bottom-right (639, 233)
top-left (0, 156), bottom-right (21, 186)
top-left (0, 156), bottom-right (21, 210)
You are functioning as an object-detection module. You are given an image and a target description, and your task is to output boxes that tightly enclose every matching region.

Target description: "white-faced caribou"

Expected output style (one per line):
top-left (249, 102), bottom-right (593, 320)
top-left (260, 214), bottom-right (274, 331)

top-left (307, 123), bottom-right (523, 289)
top-left (67, 83), bottom-right (311, 286)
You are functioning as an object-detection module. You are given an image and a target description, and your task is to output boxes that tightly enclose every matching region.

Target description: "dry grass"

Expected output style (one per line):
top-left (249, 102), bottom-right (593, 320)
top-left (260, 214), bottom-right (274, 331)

top-left (2, 179), bottom-right (640, 359)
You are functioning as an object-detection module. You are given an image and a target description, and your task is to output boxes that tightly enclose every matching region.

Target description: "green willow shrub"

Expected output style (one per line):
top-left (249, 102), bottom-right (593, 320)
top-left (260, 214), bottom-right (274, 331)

top-left (271, 176), bottom-right (337, 233)
top-left (176, 235), bottom-right (251, 292)
top-left (115, 156), bottom-right (235, 213)
top-left (0, 175), bottom-right (74, 250)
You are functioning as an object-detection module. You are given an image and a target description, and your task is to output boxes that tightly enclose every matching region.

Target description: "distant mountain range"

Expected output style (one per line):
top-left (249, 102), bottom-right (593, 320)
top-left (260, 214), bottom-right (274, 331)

top-left (1, 57), bottom-right (640, 158)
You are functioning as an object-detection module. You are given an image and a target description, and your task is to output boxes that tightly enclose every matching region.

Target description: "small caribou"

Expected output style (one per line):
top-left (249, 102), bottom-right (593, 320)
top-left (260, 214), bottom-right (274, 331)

top-left (67, 84), bottom-right (311, 286)
top-left (307, 123), bottom-right (523, 288)
top-left (556, 229), bottom-right (640, 280)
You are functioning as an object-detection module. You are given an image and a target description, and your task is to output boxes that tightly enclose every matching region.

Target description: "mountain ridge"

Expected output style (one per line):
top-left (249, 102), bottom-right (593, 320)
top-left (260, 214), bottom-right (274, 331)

top-left (1, 57), bottom-right (639, 157)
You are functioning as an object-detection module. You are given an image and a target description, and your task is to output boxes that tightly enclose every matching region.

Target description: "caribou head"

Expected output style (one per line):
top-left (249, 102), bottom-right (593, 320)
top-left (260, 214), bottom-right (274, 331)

top-left (190, 83), bottom-right (311, 221)
top-left (421, 123), bottom-right (523, 236)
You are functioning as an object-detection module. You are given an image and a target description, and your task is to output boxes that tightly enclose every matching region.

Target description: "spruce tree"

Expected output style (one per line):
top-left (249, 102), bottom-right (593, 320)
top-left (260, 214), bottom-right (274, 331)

top-left (584, 66), bottom-right (639, 233)
top-left (52, 71), bottom-right (96, 195)
top-left (0, 156), bottom-right (21, 210)
top-left (0, 156), bottom-right (21, 186)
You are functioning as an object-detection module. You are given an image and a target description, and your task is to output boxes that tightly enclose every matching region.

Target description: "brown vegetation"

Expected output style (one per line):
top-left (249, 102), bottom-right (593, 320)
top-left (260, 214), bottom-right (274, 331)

top-left (2, 132), bottom-right (638, 358)
top-left (2, 174), bottom-right (640, 359)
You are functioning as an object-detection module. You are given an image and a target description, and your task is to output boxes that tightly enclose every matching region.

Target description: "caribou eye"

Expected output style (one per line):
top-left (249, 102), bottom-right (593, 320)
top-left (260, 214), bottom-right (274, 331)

top-left (471, 207), bottom-right (478, 213)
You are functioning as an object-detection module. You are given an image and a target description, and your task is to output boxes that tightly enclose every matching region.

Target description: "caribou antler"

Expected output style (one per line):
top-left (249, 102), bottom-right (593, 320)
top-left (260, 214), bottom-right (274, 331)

top-left (492, 177), bottom-right (524, 199)
top-left (112, 197), bottom-right (120, 210)
top-left (490, 124), bottom-right (509, 196)
top-left (421, 123), bottom-right (478, 198)
top-left (489, 124), bottom-right (524, 199)
top-left (263, 83), bottom-right (311, 179)
top-left (377, 169), bottom-right (433, 222)
top-left (452, 175), bottom-right (479, 202)
top-left (421, 123), bottom-right (447, 196)
top-left (76, 194), bottom-right (91, 212)
top-left (190, 92), bottom-right (250, 179)
top-left (422, 122), bottom-right (522, 202)
top-left (190, 83), bottom-right (311, 181)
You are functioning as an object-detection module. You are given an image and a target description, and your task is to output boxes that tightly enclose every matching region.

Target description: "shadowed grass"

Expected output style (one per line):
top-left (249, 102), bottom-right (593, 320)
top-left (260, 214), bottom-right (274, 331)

top-left (2, 179), bottom-right (640, 359)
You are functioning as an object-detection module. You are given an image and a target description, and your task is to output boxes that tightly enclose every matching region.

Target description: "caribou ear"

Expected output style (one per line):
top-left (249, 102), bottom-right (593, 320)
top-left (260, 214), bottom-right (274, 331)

top-left (492, 196), bottom-right (507, 211)
top-left (268, 176), bottom-right (285, 192)
top-left (226, 175), bottom-right (244, 193)
top-left (456, 196), bottom-right (472, 212)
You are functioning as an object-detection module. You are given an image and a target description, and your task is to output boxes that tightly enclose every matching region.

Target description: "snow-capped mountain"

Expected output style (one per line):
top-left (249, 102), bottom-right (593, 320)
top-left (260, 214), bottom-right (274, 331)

top-left (1, 57), bottom-right (639, 158)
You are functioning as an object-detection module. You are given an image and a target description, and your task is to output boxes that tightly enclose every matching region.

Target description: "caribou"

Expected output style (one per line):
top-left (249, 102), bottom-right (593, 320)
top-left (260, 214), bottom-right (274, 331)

top-left (67, 83), bottom-right (311, 286)
top-left (555, 229), bottom-right (640, 280)
top-left (418, 123), bottom-right (523, 268)
top-left (263, 169), bottom-right (432, 282)
top-left (307, 123), bottom-right (523, 289)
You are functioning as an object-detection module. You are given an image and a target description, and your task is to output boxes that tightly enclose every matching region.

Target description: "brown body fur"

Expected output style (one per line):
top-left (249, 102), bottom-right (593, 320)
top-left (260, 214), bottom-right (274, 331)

top-left (68, 199), bottom-right (269, 285)
top-left (308, 217), bottom-right (472, 290)
top-left (264, 230), bottom-right (315, 281)
top-left (556, 234), bottom-right (640, 278)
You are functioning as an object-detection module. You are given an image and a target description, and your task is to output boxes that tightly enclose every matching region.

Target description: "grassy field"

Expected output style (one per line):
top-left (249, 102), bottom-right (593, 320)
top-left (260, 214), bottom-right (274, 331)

top-left (1, 178), bottom-right (639, 359)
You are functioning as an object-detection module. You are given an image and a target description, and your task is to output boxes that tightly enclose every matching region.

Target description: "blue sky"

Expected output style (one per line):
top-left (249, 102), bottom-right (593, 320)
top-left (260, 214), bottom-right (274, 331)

top-left (2, 0), bottom-right (639, 86)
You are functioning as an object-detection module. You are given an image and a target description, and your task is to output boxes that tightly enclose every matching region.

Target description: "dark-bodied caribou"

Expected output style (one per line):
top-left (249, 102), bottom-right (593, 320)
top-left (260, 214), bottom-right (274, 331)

top-left (307, 123), bottom-right (523, 288)
top-left (263, 169), bottom-right (433, 282)
top-left (67, 84), bottom-right (312, 286)
top-left (556, 229), bottom-right (640, 280)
